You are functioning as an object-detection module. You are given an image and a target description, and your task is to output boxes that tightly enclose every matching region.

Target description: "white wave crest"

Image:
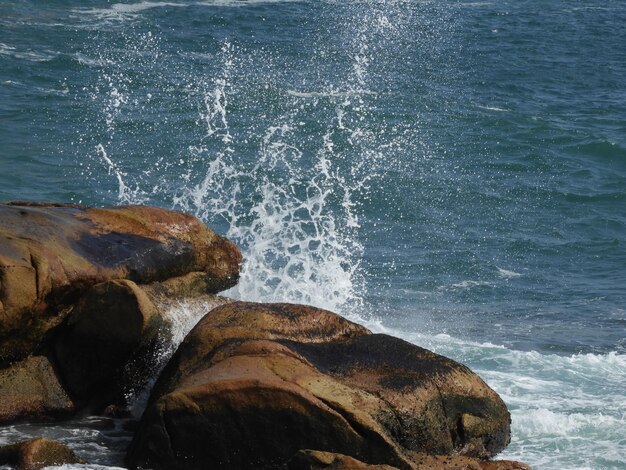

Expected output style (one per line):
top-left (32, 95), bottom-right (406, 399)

top-left (286, 89), bottom-right (378, 98)
top-left (74, 0), bottom-right (300, 23)
top-left (477, 104), bottom-right (510, 112)
top-left (497, 267), bottom-right (522, 278)
top-left (446, 280), bottom-right (493, 290)
top-left (0, 43), bottom-right (58, 62)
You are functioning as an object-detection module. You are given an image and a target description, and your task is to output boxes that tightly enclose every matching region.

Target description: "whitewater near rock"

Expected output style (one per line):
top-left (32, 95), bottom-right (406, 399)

top-left (0, 203), bottom-right (528, 469)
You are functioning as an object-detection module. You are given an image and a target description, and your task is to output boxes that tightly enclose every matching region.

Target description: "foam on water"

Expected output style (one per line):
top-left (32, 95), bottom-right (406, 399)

top-left (497, 267), bottom-right (522, 279)
top-left (74, 0), bottom-right (301, 25)
top-left (376, 325), bottom-right (626, 469)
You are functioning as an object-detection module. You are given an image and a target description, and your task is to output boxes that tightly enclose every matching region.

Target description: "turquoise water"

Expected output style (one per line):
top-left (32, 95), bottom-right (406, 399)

top-left (1, 1), bottom-right (625, 468)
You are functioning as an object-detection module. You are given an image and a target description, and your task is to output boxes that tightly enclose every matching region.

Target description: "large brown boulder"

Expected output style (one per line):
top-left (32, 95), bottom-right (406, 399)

top-left (0, 202), bottom-right (241, 366)
top-left (0, 356), bottom-right (74, 424)
top-left (405, 452), bottom-right (531, 470)
top-left (127, 302), bottom-right (513, 470)
top-left (0, 438), bottom-right (84, 470)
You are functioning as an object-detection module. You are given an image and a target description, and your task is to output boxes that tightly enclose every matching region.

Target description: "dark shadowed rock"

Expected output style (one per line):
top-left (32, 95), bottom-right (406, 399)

top-left (53, 279), bottom-right (164, 409)
top-left (0, 437), bottom-right (84, 470)
top-left (0, 356), bottom-right (74, 424)
top-left (285, 334), bottom-right (510, 458)
top-left (127, 302), bottom-right (514, 470)
top-left (0, 202), bottom-right (241, 366)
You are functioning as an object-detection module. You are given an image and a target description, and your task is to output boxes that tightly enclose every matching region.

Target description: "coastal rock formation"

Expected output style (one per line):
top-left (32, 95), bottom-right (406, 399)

top-left (0, 202), bottom-right (241, 422)
top-left (289, 450), bottom-right (399, 469)
top-left (0, 202), bottom-right (241, 367)
top-left (127, 302), bottom-right (512, 470)
top-left (287, 450), bottom-right (531, 470)
top-left (0, 202), bottom-right (529, 468)
top-left (0, 437), bottom-right (84, 470)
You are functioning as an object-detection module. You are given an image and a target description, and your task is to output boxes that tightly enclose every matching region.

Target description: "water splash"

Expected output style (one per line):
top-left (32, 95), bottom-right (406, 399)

top-left (126, 298), bottom-right (228, 415)
top-left (96, 144), bottom-right (145, 204)
top-left (166, 38), bottom-right (380, 314)
top-left (74, 2), bottom-right (424, 318)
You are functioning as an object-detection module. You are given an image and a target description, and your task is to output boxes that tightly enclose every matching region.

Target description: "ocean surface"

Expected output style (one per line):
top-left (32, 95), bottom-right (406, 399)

top-left (1, 1), bottom-right (625, 468)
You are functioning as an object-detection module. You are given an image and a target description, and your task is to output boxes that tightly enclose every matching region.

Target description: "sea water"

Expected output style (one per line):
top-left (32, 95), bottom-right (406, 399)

top-left (1, 1), bottom-right (625, 469)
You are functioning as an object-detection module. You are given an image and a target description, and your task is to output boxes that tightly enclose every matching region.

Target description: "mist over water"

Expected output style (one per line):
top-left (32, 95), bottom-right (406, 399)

top-left (1, 1), bottom-right (626, 469)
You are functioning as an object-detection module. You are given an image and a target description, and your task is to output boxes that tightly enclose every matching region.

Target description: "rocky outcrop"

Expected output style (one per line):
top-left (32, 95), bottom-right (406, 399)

top-left (0, 356), bottom-right (74, 424)
top-left (126, 302), bottom-right (513, 470)
top-left (289, 450), bottom-right (399, 469)
top-left (0, 202), bottom-right (241, 367)
top-left (0, 202), bottom-right (241, 422)
top-left (287, 450), bottom-right (531, 470)
top-left (0, 202), bottom-right (529, 469)
top-left (0, 438), bottom-right (84, 470)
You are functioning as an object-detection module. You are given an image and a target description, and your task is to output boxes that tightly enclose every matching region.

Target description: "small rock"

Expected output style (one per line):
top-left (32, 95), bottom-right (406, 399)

top-left (0, 437), bottom-right (84, 470)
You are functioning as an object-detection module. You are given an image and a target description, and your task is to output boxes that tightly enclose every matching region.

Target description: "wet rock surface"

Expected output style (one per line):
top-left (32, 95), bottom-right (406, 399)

top-left (0, 202), bottom-right (241, 422)
top-left (288, 450), bottom-right (399, 470)
top-left (0, 437), bottom-right (84, 470)
top-left (287, 450), bottom-right (532, 470)
top-left (127, 301), bottom-right (516, 470)
top-left (53, 279), bottom-right (164, 408)
top-left (0, 202), bottom-right (241, 367)
top-left (0, 202), bottom-right (530, 469)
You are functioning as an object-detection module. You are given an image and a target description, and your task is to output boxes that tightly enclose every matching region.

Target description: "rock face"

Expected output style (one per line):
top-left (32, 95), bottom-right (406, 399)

top-left (0, 201), bottom-right (241, 422)
top-left (289, 450), bottom-right (399, 470)
top-left (0, 356), bottom-right (74, 424)
top-left (0, 202), bottom-right (241, 367)
top-left (287, 450), bottom-right (532, 470)
top-left (0, 437), bottom-right (84, 470)
top-left (127, 302), bottom-right (512, 470)
top-left (53, 279), bottom-right (164, 407)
